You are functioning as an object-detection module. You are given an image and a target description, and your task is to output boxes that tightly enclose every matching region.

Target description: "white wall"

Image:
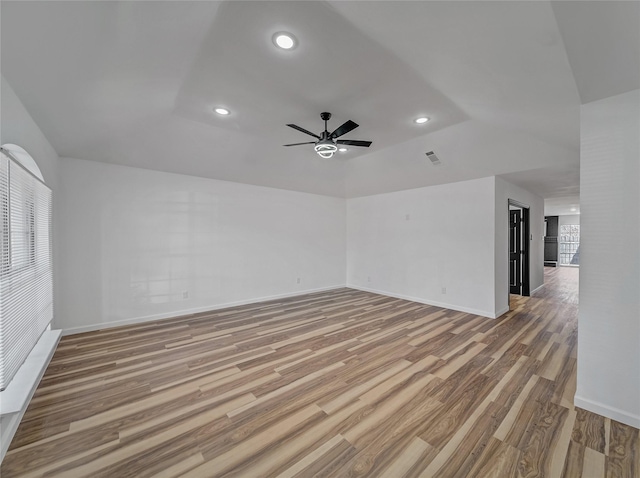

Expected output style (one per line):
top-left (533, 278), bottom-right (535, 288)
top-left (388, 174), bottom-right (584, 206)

top-left (494, 177), bottom-right (545, 314)
top-left (558, 214), bottom-right (580, 226)
top-left (57, 158), bottom-right (346, 333)
top-left (1, 76), bottom-right (59, 190)
top-left (347, 177), bottom-right (498, 318)
top-left (576, 89), bottom-right (640, 428)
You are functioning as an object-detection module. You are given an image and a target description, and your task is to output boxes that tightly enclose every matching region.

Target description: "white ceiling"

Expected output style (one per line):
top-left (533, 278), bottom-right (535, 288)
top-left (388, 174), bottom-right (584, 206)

top-left (545, 196), bottom-right (581, 216)
top-left (551, 1), bottom-right (640, 104)
top-left (1, 1), bottom-right (638, 199)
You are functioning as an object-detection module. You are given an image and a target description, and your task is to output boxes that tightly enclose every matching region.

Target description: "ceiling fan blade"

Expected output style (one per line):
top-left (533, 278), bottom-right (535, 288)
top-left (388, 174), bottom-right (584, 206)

top-left (336, 139), bottom-right (372, 147)
top-left (330, 120), bottom-right (359, 139)
top-left (287, 124), bottom-right (320, 139)
top-left (283, 142), bottom-right (316, 147)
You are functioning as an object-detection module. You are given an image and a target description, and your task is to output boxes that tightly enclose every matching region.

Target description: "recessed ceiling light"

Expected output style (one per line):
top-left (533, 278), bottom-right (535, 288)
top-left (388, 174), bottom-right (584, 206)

top-left (338, 147), bottom-right (348, 152)
top-left (571, 208), bottom-right (577, 212)
top-left (273, 32), bottom-right (297, 50)
top-left (414, 117), bottom-right (429, 124)
top-left (214, 107), bottom-right (230, 115)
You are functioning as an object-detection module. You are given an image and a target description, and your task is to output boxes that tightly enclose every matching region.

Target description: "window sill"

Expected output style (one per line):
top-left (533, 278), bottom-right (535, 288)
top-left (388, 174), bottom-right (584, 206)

top-left (0, 329), bottom-right (61, 415)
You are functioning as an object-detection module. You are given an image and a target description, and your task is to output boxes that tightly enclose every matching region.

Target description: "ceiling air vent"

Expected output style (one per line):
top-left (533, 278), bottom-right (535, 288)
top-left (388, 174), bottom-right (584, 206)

top-left (425, 151), bottom-right (441, 165)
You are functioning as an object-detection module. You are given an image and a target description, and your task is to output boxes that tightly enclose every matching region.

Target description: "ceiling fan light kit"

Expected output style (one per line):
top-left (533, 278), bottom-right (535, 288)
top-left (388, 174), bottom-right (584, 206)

top-left (314, 140), bottom-right (338, 159)
top-left (284, 112), bottom-right (372, 159)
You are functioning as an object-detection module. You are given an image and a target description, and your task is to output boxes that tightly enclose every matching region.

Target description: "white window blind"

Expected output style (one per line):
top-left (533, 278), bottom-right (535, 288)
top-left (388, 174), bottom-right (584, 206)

top-left (0, 151), bottom-right (53, 391)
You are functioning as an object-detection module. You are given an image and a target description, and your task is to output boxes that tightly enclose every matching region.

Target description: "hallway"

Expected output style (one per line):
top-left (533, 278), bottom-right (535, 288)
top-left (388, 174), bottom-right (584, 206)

top-left (534, 266), bottom-right (579, 304)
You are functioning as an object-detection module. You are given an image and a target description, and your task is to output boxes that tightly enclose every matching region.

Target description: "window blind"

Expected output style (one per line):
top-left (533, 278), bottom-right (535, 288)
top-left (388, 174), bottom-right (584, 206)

top-left (0, 152), bottom-right (53, 391)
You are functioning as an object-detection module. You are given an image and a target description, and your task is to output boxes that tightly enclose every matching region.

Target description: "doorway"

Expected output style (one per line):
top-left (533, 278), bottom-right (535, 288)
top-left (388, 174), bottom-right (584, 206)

top-left (509, 200), bottom-right (530, 297)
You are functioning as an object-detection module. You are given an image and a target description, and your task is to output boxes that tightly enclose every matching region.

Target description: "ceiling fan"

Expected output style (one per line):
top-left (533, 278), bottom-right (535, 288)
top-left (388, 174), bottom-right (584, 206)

top-left (284, 112), bottom-right (372, 159)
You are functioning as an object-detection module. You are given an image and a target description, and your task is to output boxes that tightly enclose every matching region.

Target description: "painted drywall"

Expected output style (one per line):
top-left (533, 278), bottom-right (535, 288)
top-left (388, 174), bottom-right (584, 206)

top-left (347, 177), bottom-right (497, 318)
top-left (545, 196), bottom-right (581, 216)
top-left (576, 89), bottom-right (640, 428)
top-left (558, 214), bottom-right (580, 227)
top-left (494, 177), bottom-right (545, 314)
top-left (1, 76), bottom-right (59, 190)
top-left (57, 158), bottom-right (346, 333)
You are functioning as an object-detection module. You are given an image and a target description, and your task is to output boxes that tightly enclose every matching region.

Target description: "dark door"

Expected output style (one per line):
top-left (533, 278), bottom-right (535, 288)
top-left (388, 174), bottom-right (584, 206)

top-left (510, 209), bottom-right (522, 294)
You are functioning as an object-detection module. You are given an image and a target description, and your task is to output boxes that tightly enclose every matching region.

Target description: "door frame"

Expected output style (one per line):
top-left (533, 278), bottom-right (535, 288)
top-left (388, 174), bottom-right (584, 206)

top-left (510, 208), bottom-right (523, 294)
top-left (508, 199), bottom-right (530, 297)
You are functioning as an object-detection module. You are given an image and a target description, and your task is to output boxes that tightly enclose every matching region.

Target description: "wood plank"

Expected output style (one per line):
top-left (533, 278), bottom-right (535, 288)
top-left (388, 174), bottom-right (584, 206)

top-left (549, 407), bottom-right (577, 477)
top-left (606, 420), bottom-right (639, 478)
top-left (563, 439), bottom-right (586, 477)
top-left (465, 437), bottom-right (521, 478)
top-left (573, 408), bottom-right (607, 453)
top-left (378, 437), bottom-right (433, 478)
top-left (582, 447), bottom-right (606, 478)
top-left (276, 434), bottom-right (346, 478)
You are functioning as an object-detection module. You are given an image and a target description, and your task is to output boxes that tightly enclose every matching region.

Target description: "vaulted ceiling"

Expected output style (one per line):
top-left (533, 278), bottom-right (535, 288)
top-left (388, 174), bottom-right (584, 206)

top-left (2, 1), bottom-right (638, 198)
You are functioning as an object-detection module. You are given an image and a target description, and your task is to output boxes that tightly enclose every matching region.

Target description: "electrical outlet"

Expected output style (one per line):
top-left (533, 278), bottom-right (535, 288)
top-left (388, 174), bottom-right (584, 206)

top-left (405, 214), bottom-right (410, 221)
top-left (368, 276), bottom-right (371, 282)
top-left (182, 291), bottom-right (189, 299)
top-left (297, 278), bottom-right (301, 284)
top-left (441, 287), bottom-right (446, 294)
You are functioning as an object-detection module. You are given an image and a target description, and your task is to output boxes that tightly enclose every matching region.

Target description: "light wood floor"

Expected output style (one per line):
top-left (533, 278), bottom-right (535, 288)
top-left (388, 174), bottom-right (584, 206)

top-left (2, 267), bottom-right (638, 477)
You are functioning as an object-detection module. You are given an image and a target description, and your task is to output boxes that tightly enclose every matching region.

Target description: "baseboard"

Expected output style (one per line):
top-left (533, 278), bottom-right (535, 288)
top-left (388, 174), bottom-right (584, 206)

top-left (1, 329), bottom-right (61, 462)
top-left (494, 306), bottom-right (510, 318)
top-left (530, 283), bottom-right (545, 295)
top-left (61, 285), bottom-right (346, 336)
top-left (574, 395), bottom-right (640, 429)
top-left (346, 284), bottom-right (497, 319)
